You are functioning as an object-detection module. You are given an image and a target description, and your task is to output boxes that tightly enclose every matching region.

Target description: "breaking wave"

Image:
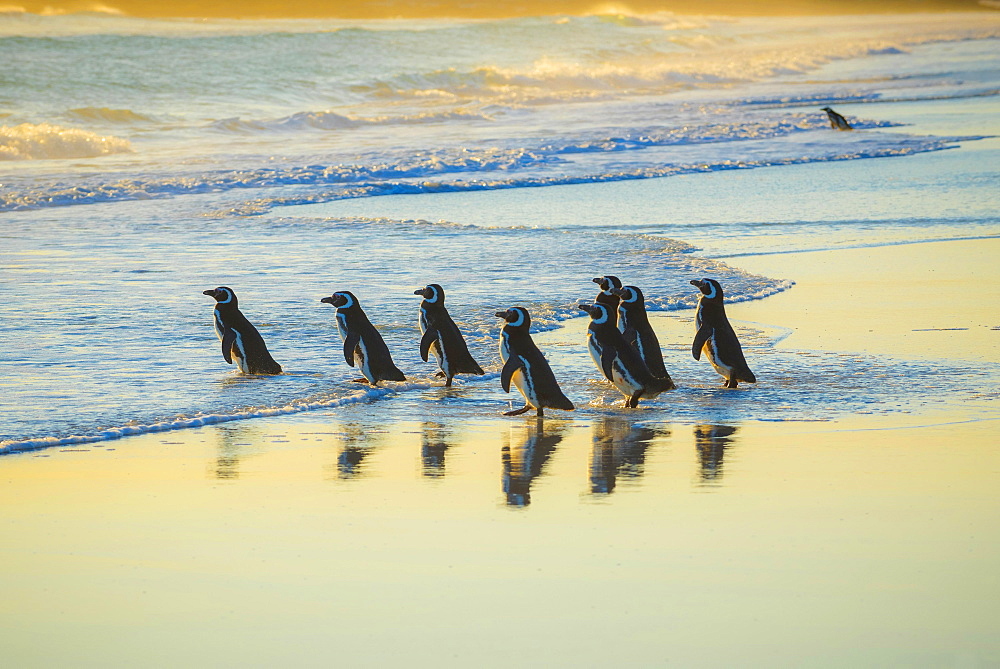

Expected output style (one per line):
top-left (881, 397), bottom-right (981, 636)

top-left (0, 122), bottom-right (132, 160)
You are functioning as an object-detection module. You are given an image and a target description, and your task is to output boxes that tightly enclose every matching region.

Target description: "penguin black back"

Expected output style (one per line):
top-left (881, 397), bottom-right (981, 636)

top-left (414, 283), bottom-right (484, 386)
top-left (593, 275), bottom-right (623, 309)
top-left (203, 286), bottom-right (282, 375)
top-left (690, 278), bottom-right (756, 388)
top-left (614, 284), bottom-right (672, 382)
top-left (321, 290), bottom-right (406, 385)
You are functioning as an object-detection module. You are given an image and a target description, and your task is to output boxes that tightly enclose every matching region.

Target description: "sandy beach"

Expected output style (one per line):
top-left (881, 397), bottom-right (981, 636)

top-left (2, 237), bottom-right (997, 667)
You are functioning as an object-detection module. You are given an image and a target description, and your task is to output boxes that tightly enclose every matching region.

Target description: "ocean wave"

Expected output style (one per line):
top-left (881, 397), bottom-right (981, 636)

top-left (0, 122), bottom-right (132, 160)
top-left (210, 108), bottom-right (491, 134)
top-left (2, 117), bottom-right (948, 211)
top-left (65, 107), bottom-right (156, 124)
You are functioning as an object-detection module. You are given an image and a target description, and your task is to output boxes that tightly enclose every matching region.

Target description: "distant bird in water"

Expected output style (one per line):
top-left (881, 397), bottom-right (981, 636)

top-left (320, 291), bottom-right (406, 386)
top-left (414, 283), bottom-right (484, 387)
top-left (690, 278), bottom-right (756, 389)
top-left (821, 106), bottom-right (853, 130)
top-left (495, 307), bottom-right (574, 417)
top-left (203, 286), bottom-right (282, 375)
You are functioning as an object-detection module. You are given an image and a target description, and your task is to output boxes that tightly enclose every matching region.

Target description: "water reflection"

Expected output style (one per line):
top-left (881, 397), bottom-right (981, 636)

top-left (502, 418), bottom-right (566, 507)
top-left (210, 424), bottom-right (257, 480)
top-left (330, 422), bottom-right (387, 480)
top-left (590, 417), bottom-right (666, 495)
top-left (693, 424), bottom-right (739, 483)
top-left (421, 422), bottom-right (452, 478)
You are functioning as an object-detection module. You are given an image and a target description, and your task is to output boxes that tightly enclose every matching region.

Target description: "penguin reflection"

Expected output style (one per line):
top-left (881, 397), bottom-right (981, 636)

top-left (502, 418), bottom-right (566, 507)
top-left (211, 424), bottom-right (258, 480)
top-left (590, 417), bottom-right (664, 495)
top-left (421, 422), bottom-right (452, 478)
top-left (331, 422), bottom-right (384, 480)
top-left (694, 424), bottom-right (738, 483)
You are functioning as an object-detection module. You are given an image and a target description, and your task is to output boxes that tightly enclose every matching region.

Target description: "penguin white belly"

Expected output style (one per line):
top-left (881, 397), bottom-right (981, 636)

top-left (586, 334), bottom-right (604, 373)
top-left (704, 337), bottom-right (733, 379)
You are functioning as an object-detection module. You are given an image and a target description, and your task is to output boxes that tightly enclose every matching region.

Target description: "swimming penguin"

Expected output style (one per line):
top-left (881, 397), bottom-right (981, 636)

top-left (202, 286), bottom-right (282, 375)
top-left (579, 302), bottom-right (675, 408)
top-left (495, 307), bottom-right (574, 417)
top-left (690, 278), bottom-right (757, 388)
top-left (614, 284), bottom-right (674, 384)
top-left (414, 283), bottom-right (485, 386)
top-left (593, 275), bottom-right (623, 309)
top-left (821, 106), bottom-right (853, 131)
top-left (320, 291), bottom-right (406, 385)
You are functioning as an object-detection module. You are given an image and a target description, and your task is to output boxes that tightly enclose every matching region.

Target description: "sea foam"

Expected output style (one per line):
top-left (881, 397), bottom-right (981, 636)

top-left (0, 122), bottom-right (132, 160)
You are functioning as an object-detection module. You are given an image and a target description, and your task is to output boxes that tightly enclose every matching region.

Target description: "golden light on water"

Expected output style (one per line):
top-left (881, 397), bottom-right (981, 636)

top-left (7, 0), bottom-right (988, 18)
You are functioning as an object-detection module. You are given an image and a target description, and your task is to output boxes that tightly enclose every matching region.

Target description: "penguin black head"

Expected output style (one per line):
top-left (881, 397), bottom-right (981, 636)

top-left (578, 302), bottom-right (612, 325)
top-left (495, 307), bottom-right (531, 329)
top-left (691, 278), bottom-right (723, 301)
top-left (203, 286), bottom-right (237, 307)
top-left (592, 275), bottom-right (622, 295)
top-left (613, 285), bottom-right (644, 305)
top-left (414, 284), bottom-right (444, 304)
top-left (820, 107), bottom-right (833, 112)
top-left (320, 291), bottom-right (358, 309)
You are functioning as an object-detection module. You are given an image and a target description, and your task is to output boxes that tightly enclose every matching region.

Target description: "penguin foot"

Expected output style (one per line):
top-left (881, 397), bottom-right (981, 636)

top-left (628, 390), bottom-right (643, 408)
top-left (536, 408), bottom-right (545, 417)
top-left (444, 377), bottom-right (453, 388)
top-left (352, 377), bottom-right (371, 384)
top-left (503, 406), bottom-right (532, 416)
top-left (724, 379), bottom-right (738, 389)
top-left (435, 372), bottom-right (446, 378)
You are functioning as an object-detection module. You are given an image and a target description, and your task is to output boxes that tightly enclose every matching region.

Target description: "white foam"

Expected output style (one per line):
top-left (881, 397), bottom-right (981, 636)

top-left (0, 122), bottom-right (132, 161)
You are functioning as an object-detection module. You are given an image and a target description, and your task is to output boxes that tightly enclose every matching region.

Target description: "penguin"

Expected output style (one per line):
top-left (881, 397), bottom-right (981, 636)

top-left (414, 283), bottom-right (485, 386)
top-left (593, 275), bottom-right (623, 309)
top-left (613, 284), bottom-right (674, 384)
top-left (821, 106), bottom-right (853, 131)
top-left (202, 286), bottom-right (282, 375)
top-left (690, 278), bottom-right (757, 388)
top-left (320, 291), bottom-right (406, 385)
top-left (578, 302), bottom-right (674, 408)
top-left (495, 307), bottom-right (574, 417)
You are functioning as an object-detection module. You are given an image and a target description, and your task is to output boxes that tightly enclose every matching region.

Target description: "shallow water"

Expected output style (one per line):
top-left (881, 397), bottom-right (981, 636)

top-left (2, 11), bottom-right (999, 450)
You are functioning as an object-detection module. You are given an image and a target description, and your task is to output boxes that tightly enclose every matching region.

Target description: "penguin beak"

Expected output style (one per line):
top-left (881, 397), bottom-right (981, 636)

top-left (320, 296), bottom-right (335, 305)
top-left (690, 279), bottom-right (704, 289)
top-left (494, 310), bottom-right (511, 320)
top-left (203, 289), bottom-right (217, 299)
top-left (612, 287), bottom-right (627, 298)
top-left (578, 303), bottom-right (597, 317)
top-left (413, 289), bottom-right (424, 296)
top-left (414, 288), bottom-right (430, 298)
top-left (592, 277), bottom-right (603, 286)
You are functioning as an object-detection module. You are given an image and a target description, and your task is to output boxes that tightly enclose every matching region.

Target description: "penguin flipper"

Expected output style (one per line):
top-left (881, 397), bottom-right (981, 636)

top-left (600, 346), bottom-right (617, 382)
top-left (342, 332), bottom-right (360, 367)
top-left (500, 355), bottom-right (522, 393)
top-left (221, 328), bottom-right (236, 364)
top-left (419, 327), bottom-right (437, 363)
top-left (692, 325), bottom-right (712, 360)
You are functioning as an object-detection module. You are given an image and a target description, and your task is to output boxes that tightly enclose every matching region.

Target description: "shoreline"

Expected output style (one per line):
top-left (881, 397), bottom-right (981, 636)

top-left (4, 235), bottom-right (997, 457)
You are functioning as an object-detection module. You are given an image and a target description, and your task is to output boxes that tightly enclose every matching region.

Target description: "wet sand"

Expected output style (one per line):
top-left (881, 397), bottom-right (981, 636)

top-left (1, 238), bottom-right (998, 667)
